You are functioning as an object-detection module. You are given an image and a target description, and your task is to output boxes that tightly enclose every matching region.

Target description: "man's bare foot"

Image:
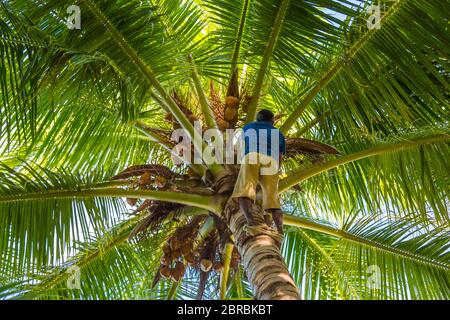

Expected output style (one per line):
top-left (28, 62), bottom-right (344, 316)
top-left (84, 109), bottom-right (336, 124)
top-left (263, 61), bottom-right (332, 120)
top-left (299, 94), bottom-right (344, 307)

top-left (270, 209), bottom-right (284, 236)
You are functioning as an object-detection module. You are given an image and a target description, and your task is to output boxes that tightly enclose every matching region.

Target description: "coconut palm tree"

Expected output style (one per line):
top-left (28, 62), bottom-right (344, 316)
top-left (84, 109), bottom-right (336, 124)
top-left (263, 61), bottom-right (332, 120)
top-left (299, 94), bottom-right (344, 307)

top-left (0, 0), bottom-right (449, 300)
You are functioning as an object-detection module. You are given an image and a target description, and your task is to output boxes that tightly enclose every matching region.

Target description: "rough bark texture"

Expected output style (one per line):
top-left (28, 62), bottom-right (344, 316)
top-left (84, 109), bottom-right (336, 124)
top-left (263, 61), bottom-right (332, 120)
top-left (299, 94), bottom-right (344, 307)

top-left (223, 198), bottom-right (301, 300)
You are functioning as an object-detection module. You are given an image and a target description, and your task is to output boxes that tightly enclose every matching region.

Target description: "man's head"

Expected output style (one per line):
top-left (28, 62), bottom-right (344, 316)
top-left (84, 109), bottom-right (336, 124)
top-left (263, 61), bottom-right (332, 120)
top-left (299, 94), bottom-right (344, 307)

top-left (256, 109), bottom-right (275, 123)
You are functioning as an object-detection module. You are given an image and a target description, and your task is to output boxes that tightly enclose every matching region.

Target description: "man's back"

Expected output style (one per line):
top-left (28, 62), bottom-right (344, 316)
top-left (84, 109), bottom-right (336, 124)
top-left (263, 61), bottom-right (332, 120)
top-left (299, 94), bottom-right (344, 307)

top-left (243, 121), bottom-right (286, 159)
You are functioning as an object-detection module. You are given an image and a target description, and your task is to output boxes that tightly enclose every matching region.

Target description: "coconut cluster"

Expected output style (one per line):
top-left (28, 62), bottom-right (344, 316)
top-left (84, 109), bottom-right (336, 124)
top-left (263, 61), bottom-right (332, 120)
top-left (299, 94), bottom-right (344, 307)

top-left (160, 236), bottom-right (193, 282)
top-left (159, 229), bottom-right (241, 284)
top-left (218, 96), bottom-right (239, 131)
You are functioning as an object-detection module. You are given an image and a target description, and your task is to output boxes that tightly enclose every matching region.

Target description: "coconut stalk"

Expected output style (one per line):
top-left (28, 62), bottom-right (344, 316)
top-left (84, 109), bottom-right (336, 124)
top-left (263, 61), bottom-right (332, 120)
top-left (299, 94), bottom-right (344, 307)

top-left (188, 54), bottom-right (219, 130)
top-left (219, 243), bottom-right (234, 299)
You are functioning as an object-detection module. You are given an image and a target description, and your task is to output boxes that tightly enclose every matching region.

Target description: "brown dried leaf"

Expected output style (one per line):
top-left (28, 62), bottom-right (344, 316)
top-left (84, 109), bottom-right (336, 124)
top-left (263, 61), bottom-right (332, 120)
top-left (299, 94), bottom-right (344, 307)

top-left (286, 138), bottom-right (341, 156)
top-left (112, 164), bottom-right (177, 180)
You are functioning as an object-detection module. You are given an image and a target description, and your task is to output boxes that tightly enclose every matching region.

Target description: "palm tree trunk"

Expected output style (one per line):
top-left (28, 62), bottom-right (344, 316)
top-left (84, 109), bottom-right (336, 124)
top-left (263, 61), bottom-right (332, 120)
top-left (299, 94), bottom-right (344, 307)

top-left (223, 199), bottom-right (301, 300)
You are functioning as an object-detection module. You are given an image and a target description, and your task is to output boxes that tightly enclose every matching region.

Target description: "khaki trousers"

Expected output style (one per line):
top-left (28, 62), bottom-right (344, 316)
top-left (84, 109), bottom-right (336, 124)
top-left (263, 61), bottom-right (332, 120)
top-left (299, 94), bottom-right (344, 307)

top-left (231, 152), bottom-right (281, 209)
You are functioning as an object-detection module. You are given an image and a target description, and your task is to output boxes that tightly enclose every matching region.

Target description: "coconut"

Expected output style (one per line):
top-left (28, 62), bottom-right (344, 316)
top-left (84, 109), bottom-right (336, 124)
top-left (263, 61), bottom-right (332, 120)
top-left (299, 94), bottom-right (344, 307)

top-left (172, 248), bottom-right (182, 259)
top-left (160, 254), bottom-right (170, 266)
top-left (188, 114), bottom-right (199, 123)
top-left (171, 261), bottom-right (185, 282)
top-left (160, 265), bottom-right (171, 279)
top-left (170, 238), bottom-right (181, 250)
top-left (225, 96), bottom-right (239, 108)
top-left (175, 261), bottom-right (185, 275)
top-left (139, 172), bottom-right (152, 185)
top-left (181, 242), bottom-right (192, 256)
top-left (200, 259), bottom-right (213, 272)
top-left (126, 198), bottom-right (137, 206)
top-left (169, 268), bottom-right (177, 282)
top-left (218, 120), bottom-right (229, 130)
top-left (213, 262), bottom-right (223, 272)
top-left (155, 175), bottom-right (167, 188)
top-left (184, 253), bottom-right (196, 266)
top-left (162, 244), bottom-right (171, 255)
top-left (166, 251), bottom-right (176, 263)
top-left (224, 108), bottom-right (237, 121)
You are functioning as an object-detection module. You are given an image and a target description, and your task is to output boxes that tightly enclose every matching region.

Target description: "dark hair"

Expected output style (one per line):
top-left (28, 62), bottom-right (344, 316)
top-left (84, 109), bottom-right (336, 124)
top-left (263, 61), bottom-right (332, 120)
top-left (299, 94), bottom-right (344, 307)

top-left (256, 109), bottom-right (274, 122)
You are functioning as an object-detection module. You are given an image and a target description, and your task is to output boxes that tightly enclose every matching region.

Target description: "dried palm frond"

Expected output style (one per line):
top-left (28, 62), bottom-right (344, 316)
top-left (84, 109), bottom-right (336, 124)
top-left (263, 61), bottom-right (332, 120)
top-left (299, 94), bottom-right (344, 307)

top-left (172, 91), bottom-right (195, 118)
top-left (273, 113), bottom-right (284, 125)
top-left (112, 164), bottom-right (179, 180)
top-left (128, 201), bottom-right (185, 238)
top-left (285, 138), bottom-right (341, 156)
top-left (132, 199), bottom-right (153, 214)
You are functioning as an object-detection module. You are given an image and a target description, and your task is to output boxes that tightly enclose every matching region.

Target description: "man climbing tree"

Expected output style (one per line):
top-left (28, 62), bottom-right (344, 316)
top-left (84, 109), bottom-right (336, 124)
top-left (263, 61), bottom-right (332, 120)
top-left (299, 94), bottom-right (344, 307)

top-left (232, 109), bottom-right (286, 240)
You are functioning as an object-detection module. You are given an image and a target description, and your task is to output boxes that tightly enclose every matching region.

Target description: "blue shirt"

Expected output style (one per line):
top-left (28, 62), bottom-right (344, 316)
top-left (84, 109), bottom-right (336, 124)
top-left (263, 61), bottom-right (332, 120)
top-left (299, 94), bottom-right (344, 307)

top-left (242, 121), bottom-right (286, 158)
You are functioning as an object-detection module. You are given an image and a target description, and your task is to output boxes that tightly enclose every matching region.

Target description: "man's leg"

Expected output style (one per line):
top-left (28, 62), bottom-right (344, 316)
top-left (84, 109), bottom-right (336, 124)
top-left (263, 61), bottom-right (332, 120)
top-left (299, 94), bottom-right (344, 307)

top-left (238, 197), bottom-right (258, 226)
top-left (268, 209), bottom-right (283, 235)
top-left (259, 157), bottom-right (283, 234)
top-left (231, 153), bottom-right (260, 227)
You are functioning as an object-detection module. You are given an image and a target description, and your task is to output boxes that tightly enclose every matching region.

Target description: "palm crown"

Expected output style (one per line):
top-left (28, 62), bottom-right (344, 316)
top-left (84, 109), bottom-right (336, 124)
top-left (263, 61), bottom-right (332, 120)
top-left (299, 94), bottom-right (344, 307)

top-left (0, 0), bottom-right (449, 300)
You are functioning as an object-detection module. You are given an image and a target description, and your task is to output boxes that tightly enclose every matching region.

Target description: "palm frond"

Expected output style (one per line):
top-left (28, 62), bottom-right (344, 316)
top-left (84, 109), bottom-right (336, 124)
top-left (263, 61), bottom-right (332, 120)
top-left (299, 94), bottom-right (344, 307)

top-left (282, 214), bottom-right (450, 300)
top-left (281, 127), bottom-right (450, 225)
top-left (0, 162), bottom-right (127, 280)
